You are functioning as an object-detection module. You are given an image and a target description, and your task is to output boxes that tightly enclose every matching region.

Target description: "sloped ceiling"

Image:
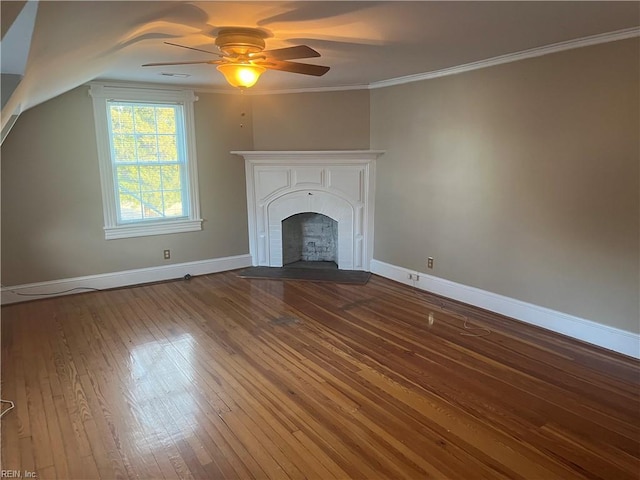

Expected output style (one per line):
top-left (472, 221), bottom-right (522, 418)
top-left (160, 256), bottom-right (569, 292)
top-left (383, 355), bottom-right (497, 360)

top-left (1, 1), bottom-right (639, 133)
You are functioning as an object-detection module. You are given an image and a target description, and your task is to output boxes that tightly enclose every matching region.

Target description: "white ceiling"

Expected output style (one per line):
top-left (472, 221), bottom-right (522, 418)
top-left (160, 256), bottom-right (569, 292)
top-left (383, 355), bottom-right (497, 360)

top-left (1, 1), bottom-right (639, 121)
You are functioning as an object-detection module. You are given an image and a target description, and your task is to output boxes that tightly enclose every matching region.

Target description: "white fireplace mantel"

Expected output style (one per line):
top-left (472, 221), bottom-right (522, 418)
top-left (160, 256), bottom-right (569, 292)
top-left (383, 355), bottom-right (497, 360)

top-left (232, 150), bottom-right (384, 271)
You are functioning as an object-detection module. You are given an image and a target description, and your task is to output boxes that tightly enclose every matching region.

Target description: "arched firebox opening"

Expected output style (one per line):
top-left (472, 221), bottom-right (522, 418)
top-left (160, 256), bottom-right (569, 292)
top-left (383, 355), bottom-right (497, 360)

top-left (282, 213), bottom-right (338, 269)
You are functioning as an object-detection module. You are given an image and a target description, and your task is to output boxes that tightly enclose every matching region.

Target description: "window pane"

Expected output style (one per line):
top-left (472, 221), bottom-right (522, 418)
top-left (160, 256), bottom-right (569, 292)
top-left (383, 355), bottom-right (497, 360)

top-left (156, 107), bottom-right (176, 134)
top-left (134, 106), bottom-right (157, 134)
top-left (113, 134), bottom-right (136, 162)
top-left (119, 194), bottom-right (143, 221)
top-left (116, 165), bottom-right (140, 194)
top-left (137, 135), bottom-right (158, 162)
top-left (161, 165), bottom-right (181, 190)
top-left (139, 165), bottom-right (162, 192)
top-left (142, 192), bottom-right (164, 218)
top-left (110, 106), bottom-right (134, 133)
top-left (158, 135), bottom-right (178, 161)
top-left (163, 190), bottom-right (184, 217)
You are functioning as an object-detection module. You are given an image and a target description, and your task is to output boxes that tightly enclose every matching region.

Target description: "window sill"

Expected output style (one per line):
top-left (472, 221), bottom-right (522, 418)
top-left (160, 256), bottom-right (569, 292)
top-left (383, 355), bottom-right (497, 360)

top-left (104, 219), bottom-right (203, 240)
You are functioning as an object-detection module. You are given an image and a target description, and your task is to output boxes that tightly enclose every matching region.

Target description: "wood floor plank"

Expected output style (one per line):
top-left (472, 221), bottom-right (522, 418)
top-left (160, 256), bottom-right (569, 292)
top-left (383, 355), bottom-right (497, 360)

top-left (2, 271), bottom-right (639, 479)
top-left (17, 435), bottom-right (35, 477)
top-left (22, 339), bottom-right (56, 472)
top-left (40, 377), bottom-right (70, 479)
top-left (12, 314), bottom-right (32, 441)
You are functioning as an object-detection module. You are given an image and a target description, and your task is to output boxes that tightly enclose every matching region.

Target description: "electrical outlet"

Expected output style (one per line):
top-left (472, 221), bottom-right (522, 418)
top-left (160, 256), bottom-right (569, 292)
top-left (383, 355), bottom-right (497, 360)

top-left (163, 249), bottom-right (171, 260)
top-left (427, 257), bottom-right (434, 269)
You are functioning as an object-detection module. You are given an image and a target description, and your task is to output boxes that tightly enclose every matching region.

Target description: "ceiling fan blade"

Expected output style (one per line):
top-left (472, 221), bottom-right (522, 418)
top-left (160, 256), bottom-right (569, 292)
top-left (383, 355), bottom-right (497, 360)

top-left (258, 45), bottom-right (320, 61)
top-left (259, 60), bottom-right (330, 76)
top-left (164, 41), bottom-right (222, 57)
top-left (142, 60), bottom-right (218, 67)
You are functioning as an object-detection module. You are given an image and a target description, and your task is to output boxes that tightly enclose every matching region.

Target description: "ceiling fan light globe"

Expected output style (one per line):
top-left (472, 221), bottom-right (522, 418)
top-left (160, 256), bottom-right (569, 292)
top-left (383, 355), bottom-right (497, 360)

top-left (217, 64), bottom-right (266, 88)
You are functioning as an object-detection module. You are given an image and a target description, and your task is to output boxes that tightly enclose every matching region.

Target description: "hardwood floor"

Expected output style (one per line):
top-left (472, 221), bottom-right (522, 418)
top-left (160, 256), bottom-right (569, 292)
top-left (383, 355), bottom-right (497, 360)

top-left (1, 271), bottom-right (638, 479)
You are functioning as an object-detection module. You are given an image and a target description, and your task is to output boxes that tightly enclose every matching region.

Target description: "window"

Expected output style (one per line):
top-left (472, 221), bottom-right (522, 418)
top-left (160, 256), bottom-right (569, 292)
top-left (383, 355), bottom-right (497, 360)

top-left (89, 84), bottom-right (202, 239)
top-left (109, 102), bottom-right (187, 222)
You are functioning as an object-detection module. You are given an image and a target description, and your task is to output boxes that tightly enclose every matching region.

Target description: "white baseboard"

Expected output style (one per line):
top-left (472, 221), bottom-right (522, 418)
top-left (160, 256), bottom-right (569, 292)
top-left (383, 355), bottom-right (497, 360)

top-left (1, 254), bottom-right (252, 305)
top-left (370, 259), bottom-right (640, 359)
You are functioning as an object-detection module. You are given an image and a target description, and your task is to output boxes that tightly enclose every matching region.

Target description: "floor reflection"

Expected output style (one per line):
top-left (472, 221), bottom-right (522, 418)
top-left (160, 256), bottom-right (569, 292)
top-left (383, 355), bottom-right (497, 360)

top-left (128, 333), bottom-right (197, 450)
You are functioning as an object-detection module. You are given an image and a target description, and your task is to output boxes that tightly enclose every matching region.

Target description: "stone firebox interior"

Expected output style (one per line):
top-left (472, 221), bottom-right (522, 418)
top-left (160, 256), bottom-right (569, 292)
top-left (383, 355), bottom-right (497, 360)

top-left (282, 213), bottom-right (338, 266)
top-left (233, 151), bottom-right (383, 271)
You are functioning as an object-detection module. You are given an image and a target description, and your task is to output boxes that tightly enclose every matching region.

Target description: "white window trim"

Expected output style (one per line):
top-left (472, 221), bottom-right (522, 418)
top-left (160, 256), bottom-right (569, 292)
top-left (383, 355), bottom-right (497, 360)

top-left (89, 83), bottom-right (202, 240)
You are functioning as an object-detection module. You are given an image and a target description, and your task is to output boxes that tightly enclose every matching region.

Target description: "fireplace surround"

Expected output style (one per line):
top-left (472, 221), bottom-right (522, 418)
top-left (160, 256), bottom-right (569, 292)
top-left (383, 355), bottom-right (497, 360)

top-left (233, 151), bottom-right (383, 271)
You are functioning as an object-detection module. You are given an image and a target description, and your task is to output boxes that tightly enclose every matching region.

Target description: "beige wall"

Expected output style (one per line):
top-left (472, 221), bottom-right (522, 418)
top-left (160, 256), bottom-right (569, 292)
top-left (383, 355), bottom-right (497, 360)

top-left (1, 86), bottom-right (252, 285)
top-left (251, 89), bottom-right (370, 150)
top-left (371, 38), bottom-right (639, 332)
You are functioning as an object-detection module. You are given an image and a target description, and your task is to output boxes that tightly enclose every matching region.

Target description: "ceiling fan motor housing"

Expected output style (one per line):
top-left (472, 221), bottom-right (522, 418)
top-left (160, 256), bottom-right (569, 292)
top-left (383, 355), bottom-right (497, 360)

top-left (215, 28), bottom-right (268, 56)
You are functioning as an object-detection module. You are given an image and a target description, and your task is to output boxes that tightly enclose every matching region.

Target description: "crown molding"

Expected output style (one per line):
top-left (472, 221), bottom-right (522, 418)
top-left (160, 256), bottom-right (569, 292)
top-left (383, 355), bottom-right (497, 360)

top-left (369, 27), bottom-right (640, 90)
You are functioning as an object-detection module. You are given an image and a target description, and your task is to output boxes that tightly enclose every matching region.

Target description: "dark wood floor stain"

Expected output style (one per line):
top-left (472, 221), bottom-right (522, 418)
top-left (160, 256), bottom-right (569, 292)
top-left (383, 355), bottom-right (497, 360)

top-left (1, 271), bottom-right (638, 479)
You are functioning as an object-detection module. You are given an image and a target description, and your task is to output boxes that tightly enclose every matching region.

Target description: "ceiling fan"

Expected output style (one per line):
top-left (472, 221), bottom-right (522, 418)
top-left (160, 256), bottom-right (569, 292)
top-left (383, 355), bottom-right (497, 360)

top-left (142, 27), bottom-right (330, 88)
